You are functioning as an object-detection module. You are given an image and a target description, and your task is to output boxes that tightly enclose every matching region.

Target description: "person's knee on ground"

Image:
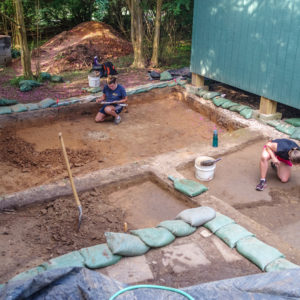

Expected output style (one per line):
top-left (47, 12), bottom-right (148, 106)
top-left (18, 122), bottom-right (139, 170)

top-left (95, 112), bottom-right (106, 122)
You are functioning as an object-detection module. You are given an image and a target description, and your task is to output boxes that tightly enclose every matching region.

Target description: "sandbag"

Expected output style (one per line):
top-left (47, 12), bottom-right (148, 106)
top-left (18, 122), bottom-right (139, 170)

top-left (50, 75), bottom-right (63, 82)
top-left (80, 244), bottom-right (121, 269)
top-left (0, 98), bottom-right (18, 106)
top-left (160, 71), bottom-right (172, 81)
top-left (203, 92), bottom-right (220, 100)
top-left (221, 101), bottom-right (238, 109)
top-left (212, 97), bottom-right (229, 107)
top-left (0, 106), bottom-right (12, 114)
top-left (11, 266), bottom-right (45, 282)
top-left (229, 105), bottom-right (249, 112)
top-left (168, 81), bottom-right (177, 87)
top-left (157, 220), bottom-right (196, 237)
top-left (239, 108), bottom-right (253, 119)
top-left (266, 120), bottom-right (281, 128)
top-left (275, 123), bottom-right (295, 136)
top-left (25, 103), bottom-right (39, 111)
top-left (176, 206), bottom-right (216, 227)
top-left (197, 89), bottom-right (209, 97)
top-left (82, 87), bottom-right (101, 93)
top-left (43, 251), bottom-right (85, 270)
top-left (39, 98), bottom-right (56, 109)
top-left (290, 127), bottom-right (300, 140)
top-left (265, 258), bottom-right (300, 272)
top-left (11, 104), bottom-right (28, 113)
top-left (40, 72), bottom-right (52, 81)
top-left (204, 212), bottom-right (235, 233)
top-left (236, 237), bottom-right (284, 270)
top-left (105, 232), bottom-right (149, 256)
top-left (19, 81), bottom-right (33, 92)
top-left (285, 118), bottom-right (300, 127)
top-left (130, 227), bottom-right (175, 248)
top-left (215, 224), bottom-right (254, 248)
top-left (19, 80), bottom-right (41, 88)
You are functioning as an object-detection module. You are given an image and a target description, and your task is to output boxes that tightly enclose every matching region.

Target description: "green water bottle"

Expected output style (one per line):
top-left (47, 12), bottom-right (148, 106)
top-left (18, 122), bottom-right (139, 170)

top-left (212, 129), bottom-right (218, 147)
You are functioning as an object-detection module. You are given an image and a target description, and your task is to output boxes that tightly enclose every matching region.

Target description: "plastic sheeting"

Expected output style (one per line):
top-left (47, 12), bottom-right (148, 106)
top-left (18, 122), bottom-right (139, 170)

top-left (1, 267), bottom-right (300, 300)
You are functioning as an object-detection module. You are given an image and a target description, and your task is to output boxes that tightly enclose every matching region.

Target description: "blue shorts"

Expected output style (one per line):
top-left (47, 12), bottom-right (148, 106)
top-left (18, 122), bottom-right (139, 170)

top-left (99, 104), bottom-right (123, 115)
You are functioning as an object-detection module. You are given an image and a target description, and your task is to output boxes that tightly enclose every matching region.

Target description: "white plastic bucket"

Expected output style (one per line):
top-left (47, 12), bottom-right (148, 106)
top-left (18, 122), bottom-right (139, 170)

top-left (195, 156), bottom-right (216, 181)
top-left (88, 74), bottom-right (100, 88)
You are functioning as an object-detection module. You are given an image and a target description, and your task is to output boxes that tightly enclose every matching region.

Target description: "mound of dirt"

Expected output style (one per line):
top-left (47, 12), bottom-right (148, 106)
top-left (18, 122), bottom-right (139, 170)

top-left (30, 21), bottom-right (133, 73)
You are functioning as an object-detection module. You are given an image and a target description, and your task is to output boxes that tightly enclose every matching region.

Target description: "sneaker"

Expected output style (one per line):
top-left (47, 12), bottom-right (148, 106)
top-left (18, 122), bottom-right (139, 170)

top-left (271, 162), bottom-right (277, 171)
top-left (114, 115), bottom-right (121, 125)
top-left (256, 179), bottom-right (267, 191)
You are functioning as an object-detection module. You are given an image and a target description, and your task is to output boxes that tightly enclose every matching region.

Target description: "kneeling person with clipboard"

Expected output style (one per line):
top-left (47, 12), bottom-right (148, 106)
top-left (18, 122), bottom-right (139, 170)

top-left (95, 76), bottom-right (127, 125)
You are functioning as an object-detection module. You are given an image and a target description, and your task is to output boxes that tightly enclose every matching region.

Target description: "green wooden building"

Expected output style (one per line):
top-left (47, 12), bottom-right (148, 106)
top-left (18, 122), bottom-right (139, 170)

top-left (191, 0), bottom-right (300, 111)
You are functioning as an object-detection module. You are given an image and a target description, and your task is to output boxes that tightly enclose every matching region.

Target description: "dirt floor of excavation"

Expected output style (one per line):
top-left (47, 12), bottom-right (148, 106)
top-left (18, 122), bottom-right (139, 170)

top-left (0, 90), bottom-right (228, 195)
top-left (0, 180), bottom-right (195, 283)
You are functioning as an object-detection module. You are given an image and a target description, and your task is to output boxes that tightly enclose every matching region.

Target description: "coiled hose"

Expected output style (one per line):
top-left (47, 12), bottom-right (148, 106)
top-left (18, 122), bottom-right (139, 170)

top-left (109, 284), bottom-right (195, 300)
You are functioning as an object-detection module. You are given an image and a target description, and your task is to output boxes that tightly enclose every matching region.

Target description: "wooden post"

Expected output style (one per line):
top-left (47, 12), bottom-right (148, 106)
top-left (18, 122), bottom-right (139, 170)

top-left (259, 96), bottom-right (277, 114)
top-left (192, 73), bottom-right (205, 87)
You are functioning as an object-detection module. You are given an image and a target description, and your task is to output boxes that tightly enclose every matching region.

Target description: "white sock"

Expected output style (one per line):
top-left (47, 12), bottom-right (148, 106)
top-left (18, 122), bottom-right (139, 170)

top-left (260, 178), bottom-right (266, 182)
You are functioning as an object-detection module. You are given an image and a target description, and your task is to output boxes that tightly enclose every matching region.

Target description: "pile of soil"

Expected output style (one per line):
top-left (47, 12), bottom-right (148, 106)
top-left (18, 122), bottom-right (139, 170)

top-left (25, 21), bottom-right (133, 74)
top-left (0, 129), bottom-right (96, 174)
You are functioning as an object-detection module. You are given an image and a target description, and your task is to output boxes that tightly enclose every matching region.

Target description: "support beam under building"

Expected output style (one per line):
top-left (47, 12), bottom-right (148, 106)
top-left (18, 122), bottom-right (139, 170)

top-left (259, 96), bottom-right (277, 115)
top-left (192, 73), bottom-right (205, 87)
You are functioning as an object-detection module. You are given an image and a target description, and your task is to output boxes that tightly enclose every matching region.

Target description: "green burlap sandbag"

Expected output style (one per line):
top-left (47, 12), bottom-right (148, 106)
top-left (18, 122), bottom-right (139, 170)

top-left (19, 79), bottom-right (41, 88)
top-left (0, 98), bottom-right (18, 106)
top-left (20, 81), bottom-right (33, 92)
top-left (0, 107), bottom-right (12, 114)
top-left (221, 101), bottom-right (238, 109)
top-left (105, 232), bottom-right (149, 256)
top-left (11, 104), bottom-right (28, 113)
top-left (157, 220), bottom-right (196, 237)
top-left (80, 243), bottom-right (121, 269)
top-left (51, 75), bottom-right (64, 82)
top-left (39, 98), bottom-right (56, 108)
top-left (275, 124), bottom-right (295, 136)
top-left (212, 97), bottom-right (228, 107)
top-left (44, 251), bottom-right (85, 270)
top-left (236, 237), bottom-right (284, 270)
top-left (290, 127), bottom-right (300, 140)
top-left (176, 206), bottom-right (216, 227)
top-left (229, 105), bottom-right (249, 112)
top-left (41, 72), bottom-right (52, 81)
top-left (131, 227), bottom-right (175, 248)
top-left (25, 103), bottom-right (39, 111)
top-left (11, 266), bottom-right (45, 282)
top-left (285, 118), bottom-right (300, 127)
top-left (204, 212), bottom-right (235, 233)
top-left (266, 120), bottom-right (281, 128)
top-left (265, 258), bottom-right (300, 272)
top-left (240, 108), bottom-right (253, 119)
top-left (160, 71), bottom-right (172, 81)
top-left (198, 90), bottom-right (209, 97)
top-left (203, 92), bottom-right (220, 100)
top-left (215, 223), bottom-right (254, 248)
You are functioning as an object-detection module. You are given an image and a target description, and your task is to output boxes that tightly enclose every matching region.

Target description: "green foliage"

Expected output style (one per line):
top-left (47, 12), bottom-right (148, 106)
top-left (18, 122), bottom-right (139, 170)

top-left (9, 76), bottom-right (26, 87)
top-left (92, 0), bottom-right (109, 21)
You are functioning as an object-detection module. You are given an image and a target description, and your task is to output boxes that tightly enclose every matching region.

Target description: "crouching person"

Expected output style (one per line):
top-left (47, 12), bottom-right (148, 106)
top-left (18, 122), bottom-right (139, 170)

top-left (256, 138), bottom-right (300, 191)
top-left (95, 76), bottom-right (127, 125)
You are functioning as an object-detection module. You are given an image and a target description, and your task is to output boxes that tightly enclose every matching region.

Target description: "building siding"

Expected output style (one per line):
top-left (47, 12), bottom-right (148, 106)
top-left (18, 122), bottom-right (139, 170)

top-left (191, 0), bottom-right (300, 109)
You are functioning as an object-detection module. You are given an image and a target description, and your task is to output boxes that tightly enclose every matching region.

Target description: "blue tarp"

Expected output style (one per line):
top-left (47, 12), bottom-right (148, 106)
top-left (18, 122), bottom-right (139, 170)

top-left (1, 267), bottom-right (300, 300)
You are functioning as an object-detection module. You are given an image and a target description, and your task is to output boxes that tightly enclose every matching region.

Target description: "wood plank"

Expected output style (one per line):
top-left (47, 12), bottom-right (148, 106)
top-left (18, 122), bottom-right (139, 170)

top-left (192, 73), bottom-right (205, 87)
top-left (259, 96), bottom-right (277, 114)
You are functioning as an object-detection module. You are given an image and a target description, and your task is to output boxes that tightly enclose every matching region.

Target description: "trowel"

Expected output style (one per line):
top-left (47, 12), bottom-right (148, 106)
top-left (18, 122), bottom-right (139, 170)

top-left (168, 176), bottom-right (208, 197)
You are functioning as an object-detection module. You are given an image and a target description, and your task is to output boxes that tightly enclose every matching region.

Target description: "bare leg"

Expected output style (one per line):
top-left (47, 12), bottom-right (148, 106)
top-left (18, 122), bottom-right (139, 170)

top-left (277, 162), bottom-right (291, 182)
top-left (104, 105), bottom-right (118, 118)
top-left (95, 112), bottom-right (106, 122)
top-left (259, 148), bottom-right (271, 179)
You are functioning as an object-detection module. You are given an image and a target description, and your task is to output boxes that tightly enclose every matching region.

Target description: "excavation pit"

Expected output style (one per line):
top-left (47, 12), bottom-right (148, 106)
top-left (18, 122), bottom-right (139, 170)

top-left (0, 88), bottom-right (241, 195)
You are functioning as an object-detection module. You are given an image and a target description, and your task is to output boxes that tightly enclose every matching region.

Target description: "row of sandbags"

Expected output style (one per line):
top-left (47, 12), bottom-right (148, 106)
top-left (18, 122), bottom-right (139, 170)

top-left (187, 86), bottom-right (300, 140)
top-left (6, 206), bottom-right (299, 284)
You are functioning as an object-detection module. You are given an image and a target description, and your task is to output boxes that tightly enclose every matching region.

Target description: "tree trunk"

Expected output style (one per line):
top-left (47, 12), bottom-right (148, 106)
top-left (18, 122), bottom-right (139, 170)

top-left (150, 0), bottom-right (163, 67)
top-left (126, 0), bottom-right (145, 68)
top-left (14, 0), bottom-right (32, 79)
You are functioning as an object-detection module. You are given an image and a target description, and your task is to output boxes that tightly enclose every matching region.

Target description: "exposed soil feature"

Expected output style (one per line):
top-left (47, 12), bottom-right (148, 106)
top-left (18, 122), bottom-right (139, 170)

top-left (0, 188), bottom-right (125, 283)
